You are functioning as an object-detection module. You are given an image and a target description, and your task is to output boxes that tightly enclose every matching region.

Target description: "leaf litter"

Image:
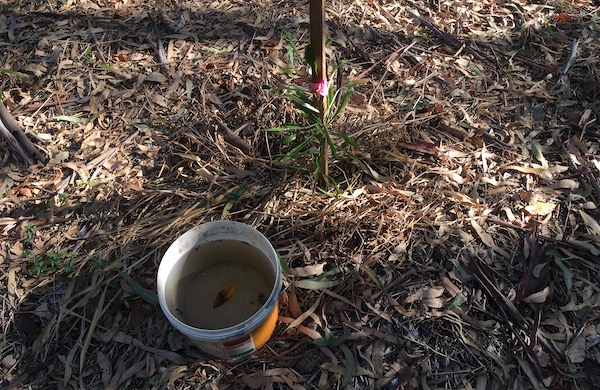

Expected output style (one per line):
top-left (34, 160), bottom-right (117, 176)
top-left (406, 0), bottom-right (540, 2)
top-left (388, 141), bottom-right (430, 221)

top-left (1, 0), bottom-right (600, 389)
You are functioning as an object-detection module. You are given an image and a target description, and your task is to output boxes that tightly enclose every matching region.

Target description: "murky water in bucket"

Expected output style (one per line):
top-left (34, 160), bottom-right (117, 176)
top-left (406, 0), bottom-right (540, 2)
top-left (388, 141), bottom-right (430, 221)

top-left (175, 240), bottom-right (275, 330)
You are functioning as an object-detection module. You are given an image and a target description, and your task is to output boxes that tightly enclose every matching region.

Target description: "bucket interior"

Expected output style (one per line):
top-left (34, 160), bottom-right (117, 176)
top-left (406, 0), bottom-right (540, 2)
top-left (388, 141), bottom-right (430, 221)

top-left (162, 238), bottom-right (278, 330)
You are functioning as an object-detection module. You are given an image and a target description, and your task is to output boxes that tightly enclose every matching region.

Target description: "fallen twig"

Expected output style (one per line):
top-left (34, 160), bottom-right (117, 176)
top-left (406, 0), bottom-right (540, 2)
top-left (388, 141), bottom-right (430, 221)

top-left (406, 9), bottom-right (487, 62)
top-left (0, 119), bottom-right (33, 166)
top-left (212, 116), bottom-right (252, 154)
top-left (367, 27), bottom-right (451, 89)
top-left (0, 101), bottom-right (44, 165)
top-left (86, 19), bottom-right (106, 63)
top-left (461, 252), bottom-right (560, 381)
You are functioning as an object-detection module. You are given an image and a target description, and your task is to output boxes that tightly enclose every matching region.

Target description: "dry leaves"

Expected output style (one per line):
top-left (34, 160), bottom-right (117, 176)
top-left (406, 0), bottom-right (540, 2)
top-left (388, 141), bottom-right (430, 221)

top-left (1, 0), bottom-right (600, 389)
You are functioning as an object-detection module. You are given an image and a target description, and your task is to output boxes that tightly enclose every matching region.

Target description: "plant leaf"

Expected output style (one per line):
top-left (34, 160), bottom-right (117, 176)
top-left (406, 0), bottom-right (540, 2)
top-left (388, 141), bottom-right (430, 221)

top-left (444, 292), bottom-right (468, 310)
top-left (294, 279), bottom-right (340, 290)
top-left (339, 344), bottom-right (355, 388)
top-left (53, 115), bottom-right (91, 123)
top-left (549, 250), bottom-right (572, 290)
top-left (0, 68), bottom-right (31, 81)
top-left (119, 271), bottom-right (159, 305)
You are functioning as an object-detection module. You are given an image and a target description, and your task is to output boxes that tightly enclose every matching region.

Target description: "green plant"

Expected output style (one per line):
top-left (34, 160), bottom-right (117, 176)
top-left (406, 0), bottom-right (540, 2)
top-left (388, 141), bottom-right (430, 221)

top-left (21, 223), bottom-right (36, 258)
top-left (314, 330), bottom-right (355, 387)
top-left (268, 33), bottom-right (361, 188)
top-left (27, 250), bottom-right (75, 277)
top-left (30, 254), bottom-right (45, 277)
top-left (24, 223), bottom-right (36, 243)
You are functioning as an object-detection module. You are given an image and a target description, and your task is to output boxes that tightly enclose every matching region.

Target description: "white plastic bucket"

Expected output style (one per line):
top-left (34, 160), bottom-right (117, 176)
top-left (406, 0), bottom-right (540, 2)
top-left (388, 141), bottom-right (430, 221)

top-left (157, 221), bottom-right (281, 360)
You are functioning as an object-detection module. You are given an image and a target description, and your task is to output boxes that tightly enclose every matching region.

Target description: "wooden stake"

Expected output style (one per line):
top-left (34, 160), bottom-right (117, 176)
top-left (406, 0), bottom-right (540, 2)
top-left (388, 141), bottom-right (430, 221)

top-left (309, 0), bottom-right (328, 184)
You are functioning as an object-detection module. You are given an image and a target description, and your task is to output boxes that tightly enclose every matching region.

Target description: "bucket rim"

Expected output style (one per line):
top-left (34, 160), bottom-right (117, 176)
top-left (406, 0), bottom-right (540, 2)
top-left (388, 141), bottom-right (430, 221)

top-left (157, 220), bottom-right (282, 341)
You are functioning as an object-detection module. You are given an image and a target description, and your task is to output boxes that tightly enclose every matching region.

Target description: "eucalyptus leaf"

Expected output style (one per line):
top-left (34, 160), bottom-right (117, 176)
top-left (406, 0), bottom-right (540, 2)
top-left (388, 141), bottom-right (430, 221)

top-left (0, 68), bottom-right (31, 81)
top-left (549, 250), bottom-right (572, 291)
top-left (339, 344), bottom-right (355, 388)
top-left (294, 279), bottom-right (340, 290)
top-left (444, 292), bottom-right (468, 310)
top-left (53, 115), bottom-right (90, 123)
top-left (119, 271), bottom-right (159, 305)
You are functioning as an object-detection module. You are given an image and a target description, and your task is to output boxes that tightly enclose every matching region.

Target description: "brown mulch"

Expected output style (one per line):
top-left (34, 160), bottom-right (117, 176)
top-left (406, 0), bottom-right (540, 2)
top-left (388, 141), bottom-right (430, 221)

top-left (1, 0), bottom-right (600, 389)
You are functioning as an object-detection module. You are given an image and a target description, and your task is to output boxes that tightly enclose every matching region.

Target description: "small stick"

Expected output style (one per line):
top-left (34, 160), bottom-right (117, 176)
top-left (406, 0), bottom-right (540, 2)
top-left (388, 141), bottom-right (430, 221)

top-left (86, 19), bottom-right (106, 63)
top-left (309, 0), bottom-right (329, 184)
top-left (213, 117), bottom-right (252, 154)
top-left (0, 120), bottom-right (33, 166)
top-left (0, 101), bottom-right (44, 163)
top-left (406, 9), bottom-right (487, 62)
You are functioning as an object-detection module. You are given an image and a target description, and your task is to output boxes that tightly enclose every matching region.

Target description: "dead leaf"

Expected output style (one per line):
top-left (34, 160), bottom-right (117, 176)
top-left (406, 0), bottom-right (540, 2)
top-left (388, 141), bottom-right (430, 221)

top-left (404, 287), bottom-right (444, 304)
top-left (522, 286), bottom-right (550, 304)
top-left (290, 263), bottom-right (325, 277)
top-left (288, 284), bottom-right (302, 318)
top-left (150, 93), bottom-right (169, 108)
top-left (7, 268), bottom-right (19, 306)
top-left (565, 334), bottom-right (585, 363)
top-left (285, 293), bottom-right (322, 331)
top-left (471, 218), bottom-right (510, 258)
top-left (97, 351), bottom-right (112, 388)
top-left (525, 202), bottom-right (557, 216)
top-left (146, 72), bottom-right (168, 83)
top-left (213, 283), bottom-right (236, 308)
top-left (505, 165), bottom-right (568, 180)
top-left (440, 276), bottom-right (460, 297)
top-left (580, 210), bottom-right (600, 236)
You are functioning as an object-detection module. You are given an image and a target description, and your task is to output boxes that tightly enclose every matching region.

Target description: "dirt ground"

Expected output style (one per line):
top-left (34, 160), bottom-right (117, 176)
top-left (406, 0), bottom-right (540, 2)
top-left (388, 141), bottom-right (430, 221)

top-left (1, 0), bottom-right (600, 389)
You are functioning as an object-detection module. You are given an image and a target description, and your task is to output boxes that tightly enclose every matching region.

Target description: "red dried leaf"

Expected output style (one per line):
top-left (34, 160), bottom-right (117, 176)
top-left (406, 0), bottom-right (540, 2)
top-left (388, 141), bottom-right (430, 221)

top-left (553, 14), bottom-right (573, 22)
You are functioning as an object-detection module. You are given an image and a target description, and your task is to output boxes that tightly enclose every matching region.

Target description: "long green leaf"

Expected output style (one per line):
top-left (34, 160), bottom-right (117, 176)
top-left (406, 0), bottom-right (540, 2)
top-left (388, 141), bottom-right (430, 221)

top-left (284, 29), bottom-right (296, 65)
top-left (315, 266), bottom-right (350, 280)
top-left (339, 344), bottom-right (355, 388)
top-left (279, 135), bottom-right (316, 161)
top-left (336, 143), bottom-right (365, 168)
top-left (549, 250), bottom-right (572, 290)
top-left (360, 265), bottom-right (382, 288)
top-left (119, 271), bottom-right (159, 305)
top-left (313, 330), bottom-right (349, 347)
top-left (321, 362), bottom-right (344, 375)
top-left (280, 134), bottom-right (298, 143)
top-left (325, 85), bottom-right (338, 116)
top-left (0, 68), bottom-right (31, 81)
top-left (332, 132), bottom-right (360, 148)
top-left (320, 125), bottom-right (338, 159)
top-left (444, 292), bottom-right (468, 310)
top-left (278, 253), bottom-right (290, 276)
top-left (331, 87), bottom-right (354, 121)
top-left (264, 124), bottom-right (315, 132)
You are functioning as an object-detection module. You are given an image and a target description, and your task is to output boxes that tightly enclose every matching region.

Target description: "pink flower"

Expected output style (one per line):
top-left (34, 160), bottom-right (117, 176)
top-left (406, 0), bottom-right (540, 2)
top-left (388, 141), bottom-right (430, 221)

top-left (310, 78), bottom-right (329, 97)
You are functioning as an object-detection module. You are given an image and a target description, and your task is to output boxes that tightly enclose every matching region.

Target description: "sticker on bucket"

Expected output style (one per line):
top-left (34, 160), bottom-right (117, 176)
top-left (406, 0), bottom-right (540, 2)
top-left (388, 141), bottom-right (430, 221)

top-left (197, 334), bottom-right (256, 360)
